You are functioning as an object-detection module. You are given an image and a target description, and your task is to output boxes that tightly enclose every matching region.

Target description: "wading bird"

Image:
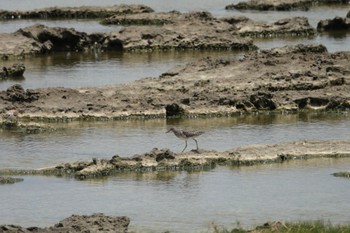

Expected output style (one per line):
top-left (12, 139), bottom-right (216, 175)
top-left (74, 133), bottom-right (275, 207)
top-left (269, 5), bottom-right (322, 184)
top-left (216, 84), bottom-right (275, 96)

top-left (166, 127), bottom-right (204, 153)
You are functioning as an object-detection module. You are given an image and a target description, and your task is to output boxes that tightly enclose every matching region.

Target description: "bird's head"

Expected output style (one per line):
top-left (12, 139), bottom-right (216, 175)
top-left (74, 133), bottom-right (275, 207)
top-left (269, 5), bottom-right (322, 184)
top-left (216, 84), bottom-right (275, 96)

top-left (166, 127), bottom-right (175, 133)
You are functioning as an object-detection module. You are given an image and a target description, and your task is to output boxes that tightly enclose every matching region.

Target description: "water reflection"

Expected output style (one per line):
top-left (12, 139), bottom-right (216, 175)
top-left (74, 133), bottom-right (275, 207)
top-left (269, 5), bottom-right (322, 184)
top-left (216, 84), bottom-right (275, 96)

top-left (0, 50), bottom-right (238, 90)
top-left (0, 112), bottom-right (349, 169)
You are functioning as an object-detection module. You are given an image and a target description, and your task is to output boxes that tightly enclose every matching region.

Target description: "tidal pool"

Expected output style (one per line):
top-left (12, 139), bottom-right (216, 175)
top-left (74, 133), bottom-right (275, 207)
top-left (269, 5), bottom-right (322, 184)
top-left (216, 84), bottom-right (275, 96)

top-left (1, 112), bottom-right (349, 169)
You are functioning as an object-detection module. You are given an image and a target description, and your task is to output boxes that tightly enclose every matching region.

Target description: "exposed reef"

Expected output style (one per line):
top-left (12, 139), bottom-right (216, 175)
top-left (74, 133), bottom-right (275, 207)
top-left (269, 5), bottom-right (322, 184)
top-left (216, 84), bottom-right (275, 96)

top-left (1, 140), bottom-right (349, 180)
top-left (0, 213), bottom-right (130, 233)
top-left (0, 44), bottom-right (349, 122)
top-left (0, 4), bottom-right (154, 20)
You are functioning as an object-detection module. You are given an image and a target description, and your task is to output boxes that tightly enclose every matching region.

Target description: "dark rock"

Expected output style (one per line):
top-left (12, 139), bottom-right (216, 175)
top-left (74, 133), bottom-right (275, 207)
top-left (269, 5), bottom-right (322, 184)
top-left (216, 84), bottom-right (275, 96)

top-left (5, 85), bottom-right (39, 103)
top-left (165, 103), bottom-right (186, 117)
top-left (154, 148), bottom-right (176, 162)
top-left (17, 24), bottom-right (89, 51)
top-left (347, 11), bottom-right (350, 18)
top-left (250, 92), bottom-right (277, 110)
top-left (0, 176), bottom-right (24, 184)
top-left (317, 16), bottom-right (350, 32)
top-left (0, 64), bottom-right (25, 79)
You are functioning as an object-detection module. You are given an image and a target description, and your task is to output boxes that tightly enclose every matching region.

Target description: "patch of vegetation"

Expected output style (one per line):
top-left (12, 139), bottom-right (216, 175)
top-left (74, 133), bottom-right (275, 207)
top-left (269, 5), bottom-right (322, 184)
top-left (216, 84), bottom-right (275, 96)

top-left (215, 221), bottom-right (350, 233)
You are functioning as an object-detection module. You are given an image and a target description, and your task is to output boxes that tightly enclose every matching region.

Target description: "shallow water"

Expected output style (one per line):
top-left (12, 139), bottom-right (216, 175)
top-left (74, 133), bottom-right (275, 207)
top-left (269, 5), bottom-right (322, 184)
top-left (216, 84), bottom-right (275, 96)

top-left (1, 159), bottom-right (350, 232)
top-left (0, 1), bottom-right (350, 232)
top-left (1, 113), bottom-right (349, 169)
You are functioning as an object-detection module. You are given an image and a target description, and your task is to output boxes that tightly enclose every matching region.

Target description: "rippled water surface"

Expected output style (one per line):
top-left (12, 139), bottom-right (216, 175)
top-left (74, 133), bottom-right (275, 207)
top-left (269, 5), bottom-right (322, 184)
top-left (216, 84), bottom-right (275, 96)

top-left (0, 1), bottom-right (350, 232)
top-left (1, 159), bottom-right (350, 232)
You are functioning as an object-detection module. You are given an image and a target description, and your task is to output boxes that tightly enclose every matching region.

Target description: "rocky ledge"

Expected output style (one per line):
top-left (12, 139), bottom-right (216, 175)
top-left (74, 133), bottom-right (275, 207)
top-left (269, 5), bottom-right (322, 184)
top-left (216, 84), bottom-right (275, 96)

top-left (103, 11), bottom-right (315, 37)
top-left (317, 16), bottom-right (350, 32)
top-left (0, 44), bottom-right (349, 122)
top-left (226, 0), bottom-right (349, 11)
top-left (0, 213), bottom-right (130, 233)
top-left (0, 4), bottom-right (153, 20)
top-left (2, 140), bottom-right (349, 180)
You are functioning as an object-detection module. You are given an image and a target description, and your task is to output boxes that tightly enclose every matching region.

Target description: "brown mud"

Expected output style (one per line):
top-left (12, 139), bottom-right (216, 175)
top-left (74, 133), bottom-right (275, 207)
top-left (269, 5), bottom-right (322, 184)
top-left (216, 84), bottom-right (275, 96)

top-left (0, 213), bottom-right (130, 233)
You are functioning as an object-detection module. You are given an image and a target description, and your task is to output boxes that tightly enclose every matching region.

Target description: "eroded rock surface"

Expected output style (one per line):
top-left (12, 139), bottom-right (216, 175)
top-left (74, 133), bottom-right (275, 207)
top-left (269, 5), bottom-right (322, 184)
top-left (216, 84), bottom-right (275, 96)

top-left (103, 11), bottom-right (315, 37)
top-left (0, 45), bottom-right (349, 122)
top-left (223, 16), bottom-right (315, 37)
top-left (0, 4), bottom-right (154, 20)
top-left (0, 213), bottom-right (130, 233)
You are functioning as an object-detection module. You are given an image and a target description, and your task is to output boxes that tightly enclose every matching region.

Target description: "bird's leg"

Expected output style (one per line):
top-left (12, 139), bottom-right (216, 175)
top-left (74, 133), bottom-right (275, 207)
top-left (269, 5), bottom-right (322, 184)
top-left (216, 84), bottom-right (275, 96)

top-left (182, 140), bottom-right (188, 153)
top-left (193, 138), bottom-right (199, 151)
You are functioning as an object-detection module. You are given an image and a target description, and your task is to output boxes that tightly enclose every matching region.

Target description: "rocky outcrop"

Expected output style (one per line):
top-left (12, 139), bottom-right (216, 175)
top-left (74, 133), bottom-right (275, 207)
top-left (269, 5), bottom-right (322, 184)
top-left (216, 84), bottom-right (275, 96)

top-left (103, 11), bottom-right (316, 37)
top-left (317, 16), bottom-right (350, 32)
top-left (0, 64), bottom-right (25, 79)
top-left (225, 0), bottom-right (349, 11)
top-left (0, 213), bottom-right (130, 233)
top-left (0, 24), bottom-right (90, 58)
top-left (223, 16), bottom-right (315, 37)
top-left (0, 4), bottom-right (154, 20)
top-left (225, 0), bottom-right (313, 11)
top-left (0, 176), bottom-right (23, 184)
top-left (100, 11), bottom-right (256, 52)
top-left (347, 11), bottom-right (350, 18)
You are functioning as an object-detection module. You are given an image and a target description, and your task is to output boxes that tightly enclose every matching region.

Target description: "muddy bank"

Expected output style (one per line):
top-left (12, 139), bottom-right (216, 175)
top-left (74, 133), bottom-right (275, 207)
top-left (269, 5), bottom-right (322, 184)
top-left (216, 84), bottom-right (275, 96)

top-left (0, 44), bottom-right (349, 122)
top-left (0, 176), bottom-right (23, 184)
top-left (0, 4), bottom-right (153, 20)
top-left (225, 0), bottom-right (349, 11)
top-left (0, 213), bottom-right (130, 233)
top-left (2, 140), bottom-right (349, 179)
